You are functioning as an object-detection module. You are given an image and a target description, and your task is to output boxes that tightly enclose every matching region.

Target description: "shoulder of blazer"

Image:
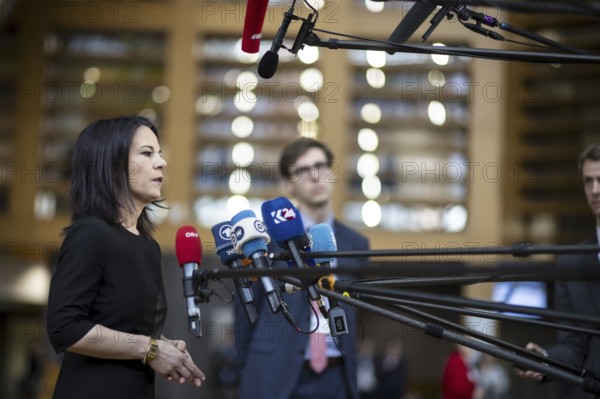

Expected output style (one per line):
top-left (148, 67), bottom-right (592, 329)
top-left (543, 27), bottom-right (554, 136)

top-left (575, 234), bottom-right (597, 245)
top-left (556, 233), bottom-right (599, 278)
top-left (558, 234), bottom-right (597, 259)
top-left (333, 219), bottom-right (369, 250)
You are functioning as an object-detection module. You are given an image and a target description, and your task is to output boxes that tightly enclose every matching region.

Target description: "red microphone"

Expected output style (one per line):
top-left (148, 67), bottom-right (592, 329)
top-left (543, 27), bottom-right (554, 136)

top-left (175, 226), bottom-right (203, 337)
top-left (176, 225), bottom-right (202, 265)
top-left (241, 0), bottom-right (269, 54)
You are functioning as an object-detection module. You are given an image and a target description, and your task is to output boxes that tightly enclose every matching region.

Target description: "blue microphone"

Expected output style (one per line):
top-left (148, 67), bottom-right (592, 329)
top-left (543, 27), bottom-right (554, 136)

top-left (260, 197), bottom-right (305, 245)
top-left (308, 223), bottom-right (348, 336)
top-left (308, 223), bottom-right (337, 267)
top-left (260, 197), bottom-right (313, 267)
top-left (261, 197), bottom-right (326, 315)
top-left (211, 221), bottom-right (258, 325)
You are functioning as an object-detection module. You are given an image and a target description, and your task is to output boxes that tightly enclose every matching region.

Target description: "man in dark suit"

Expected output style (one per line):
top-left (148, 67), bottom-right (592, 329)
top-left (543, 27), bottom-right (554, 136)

top-left (517, 143), bottom-right (600, 398)
top-left (235, 138), bottom-right (369, 399)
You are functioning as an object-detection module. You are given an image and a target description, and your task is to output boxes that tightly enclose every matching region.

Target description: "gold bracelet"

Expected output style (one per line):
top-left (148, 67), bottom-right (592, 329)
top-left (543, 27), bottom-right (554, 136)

top-left (142, 337), bottom-right (159, 365)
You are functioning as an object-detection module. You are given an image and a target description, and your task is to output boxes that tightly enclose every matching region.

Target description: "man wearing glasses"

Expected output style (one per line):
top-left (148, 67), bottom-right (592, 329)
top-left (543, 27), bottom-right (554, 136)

top-left (235, 138), bottom-right (370, 399)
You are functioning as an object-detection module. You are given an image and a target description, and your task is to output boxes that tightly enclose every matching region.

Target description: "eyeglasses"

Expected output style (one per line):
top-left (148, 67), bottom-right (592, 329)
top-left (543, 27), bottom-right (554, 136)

top-left (287, 162), bottom-right (333, 180)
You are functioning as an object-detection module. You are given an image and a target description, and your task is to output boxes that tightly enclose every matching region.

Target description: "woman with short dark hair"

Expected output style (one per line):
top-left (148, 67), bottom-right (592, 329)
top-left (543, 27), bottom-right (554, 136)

top-left (47, 115), bottom-right (205, 398)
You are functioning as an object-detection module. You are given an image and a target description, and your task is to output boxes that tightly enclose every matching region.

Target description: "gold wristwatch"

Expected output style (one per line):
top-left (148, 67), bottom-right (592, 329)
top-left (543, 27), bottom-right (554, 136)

top-left (142, 337), bottom-right (159, 365)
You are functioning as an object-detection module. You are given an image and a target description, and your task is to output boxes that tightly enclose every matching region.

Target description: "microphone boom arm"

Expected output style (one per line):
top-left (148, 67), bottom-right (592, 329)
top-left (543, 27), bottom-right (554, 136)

top-left (303, 33), bottom-right (600, 64)
top-left (319, 288), bottom-right (600, 396)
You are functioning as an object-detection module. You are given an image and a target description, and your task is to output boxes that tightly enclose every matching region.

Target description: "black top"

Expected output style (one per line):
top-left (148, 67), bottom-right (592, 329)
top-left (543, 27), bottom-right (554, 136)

top-left (47, 216), bottom-right (167, 399)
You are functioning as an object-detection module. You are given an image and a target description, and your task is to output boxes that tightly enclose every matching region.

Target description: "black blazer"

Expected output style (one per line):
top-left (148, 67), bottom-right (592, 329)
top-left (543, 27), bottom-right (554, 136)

top-left (548, 235), bottom-right (600, 399)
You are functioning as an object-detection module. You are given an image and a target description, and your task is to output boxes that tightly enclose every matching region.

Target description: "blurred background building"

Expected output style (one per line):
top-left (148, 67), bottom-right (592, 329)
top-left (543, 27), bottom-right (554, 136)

top-left (0, 0), bottom-right (599, 398)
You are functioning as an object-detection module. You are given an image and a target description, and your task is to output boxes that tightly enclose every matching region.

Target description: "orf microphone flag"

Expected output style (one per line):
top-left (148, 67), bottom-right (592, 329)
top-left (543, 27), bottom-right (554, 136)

top-left (175, 226), bottom-right (203, 338)
top-left (242, 0), bottom-right (269, 54)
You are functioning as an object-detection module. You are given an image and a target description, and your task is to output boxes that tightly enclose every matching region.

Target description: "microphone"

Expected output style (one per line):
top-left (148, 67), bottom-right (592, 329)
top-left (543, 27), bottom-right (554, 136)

top-left (308, 223), bottom-right (349, 337)
top-left (211, 221), bottom-right (258, 325)
top-left (308, 223), bottom-right (337, 269)
top-left (258, 6), bottom-right (297, 79)
top-left (241, 0), bottom-right (269, 54)
top-left (230, 210), bottom-right (295, 326)
top-left (455, 5), bottom-right (499, 28)
top-left (261, 197), bottom-right (326, 317)
top-left (175, 226), bottom-right (203, 338)
top-left (386, 1), bottom-right (437, 54)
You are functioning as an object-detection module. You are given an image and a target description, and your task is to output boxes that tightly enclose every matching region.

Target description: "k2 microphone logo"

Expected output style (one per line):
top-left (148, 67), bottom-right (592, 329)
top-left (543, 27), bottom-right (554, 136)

top-left (271, 208), bottom-right (296, 224)
top-left (219, 224), bottom-right (233, 241)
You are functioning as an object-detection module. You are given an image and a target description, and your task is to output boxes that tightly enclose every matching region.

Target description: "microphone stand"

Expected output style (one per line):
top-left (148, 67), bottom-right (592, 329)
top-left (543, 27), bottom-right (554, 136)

top-left (363, 296), bottom-right (581, 375)
top-left (333, 281), bottom-right (600, 326)
top-left (357, 293), bottom-right (600, 338)
top-left (317, 288), bottom-right (600, 396)
top-left (272, 242), bottom-right (600, 260)
top-left (201, 259), bottom-right (600, 284)
top-left (355, 274), bottom-right (548, 287)
top-left (303, 32), bottom-right (600, 64)
top-left (287, 0), bottom-right (600, 64)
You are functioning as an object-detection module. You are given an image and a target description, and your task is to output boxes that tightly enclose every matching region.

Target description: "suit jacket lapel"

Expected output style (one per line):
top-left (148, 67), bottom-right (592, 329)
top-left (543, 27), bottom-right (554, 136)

top-left (581, 235), bottom-right (600, 316)
top-left (333, 220), bottom-right (351, 252)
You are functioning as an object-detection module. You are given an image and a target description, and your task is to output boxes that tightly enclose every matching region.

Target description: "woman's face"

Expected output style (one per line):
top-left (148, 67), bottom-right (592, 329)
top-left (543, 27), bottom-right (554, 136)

top-left (128, 125), bottom-right (167, 208)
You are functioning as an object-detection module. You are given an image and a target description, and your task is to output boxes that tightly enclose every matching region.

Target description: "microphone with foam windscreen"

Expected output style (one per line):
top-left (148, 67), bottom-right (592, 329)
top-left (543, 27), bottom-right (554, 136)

top-left (308, 223), bottom-right (348, 336)
top-left (230, 210), bottom-right (296, 327)
top-left (308, 223), bottom-right (337, 269)
top-left (175, 226), bottom-right (203, 338)
top-left (386, 1), bottom-right (437, 54)
top-left (211, 221), bottom-right (258, 325)
top-left (261, 197), bottom-right (326, 317)
top-left (258, 6), bottom-right (296, 79)
top-left (241, 0), bottom-right (269, 54)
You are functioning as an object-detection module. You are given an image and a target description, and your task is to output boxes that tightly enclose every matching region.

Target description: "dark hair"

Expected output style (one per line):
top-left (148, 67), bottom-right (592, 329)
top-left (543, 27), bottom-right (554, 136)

top-left (68, 115), bottom-right (163, 237)
top-left (279, 138), bottom-right (334, 179)
top-left (578, 144), bottom-right (600, 174)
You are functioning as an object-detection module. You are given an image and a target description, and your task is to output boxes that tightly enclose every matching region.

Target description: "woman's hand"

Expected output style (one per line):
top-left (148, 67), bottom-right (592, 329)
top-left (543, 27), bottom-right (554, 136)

top-left (148, 339), bottom-right (205, 387)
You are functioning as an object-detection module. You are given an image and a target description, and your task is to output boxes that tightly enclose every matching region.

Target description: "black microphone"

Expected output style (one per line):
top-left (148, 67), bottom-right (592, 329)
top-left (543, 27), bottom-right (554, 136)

top-left (258, 7), bottom-right (296, 79)
top-left (455, 5), bottom-right (499, 28)
top-left (386, 1), bottom-right (437, 54)
top-left (175, 226), bottom-right (203, 338)
top-left (211, 221), bottom-right (258, 325)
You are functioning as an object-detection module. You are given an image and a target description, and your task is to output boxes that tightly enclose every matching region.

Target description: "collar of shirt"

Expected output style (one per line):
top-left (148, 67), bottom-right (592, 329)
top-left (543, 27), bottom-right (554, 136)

top-left (300, 212), bottom-right (335, 232)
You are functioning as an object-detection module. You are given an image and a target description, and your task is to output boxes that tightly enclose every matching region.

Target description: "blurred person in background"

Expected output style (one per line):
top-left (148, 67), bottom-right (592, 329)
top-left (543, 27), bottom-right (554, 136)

top-left (235, 138), bottom-right (370, 399)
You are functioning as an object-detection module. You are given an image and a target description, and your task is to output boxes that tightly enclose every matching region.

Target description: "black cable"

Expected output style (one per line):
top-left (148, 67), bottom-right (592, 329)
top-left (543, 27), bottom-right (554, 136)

top-left (498, 21), bottom-right (596, 55)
